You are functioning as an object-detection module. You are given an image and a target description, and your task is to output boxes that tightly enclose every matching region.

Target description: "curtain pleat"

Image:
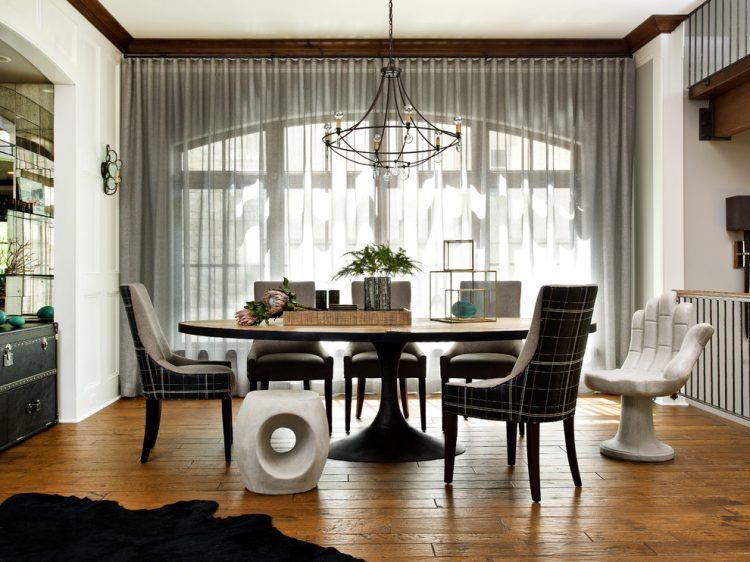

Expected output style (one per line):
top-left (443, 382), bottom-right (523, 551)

top-left (120, 57), bottom-right (634, 397)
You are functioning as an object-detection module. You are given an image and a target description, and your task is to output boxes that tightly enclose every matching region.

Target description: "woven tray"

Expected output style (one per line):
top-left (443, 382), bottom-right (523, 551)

top-left (284, 308), bottom-right (411, 326)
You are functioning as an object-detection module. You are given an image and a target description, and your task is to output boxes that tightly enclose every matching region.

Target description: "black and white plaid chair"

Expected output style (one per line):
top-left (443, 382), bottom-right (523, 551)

top-left (121, 283), bottom-right (235, 463)
top-left (443, 285), bottom-right (598, 502)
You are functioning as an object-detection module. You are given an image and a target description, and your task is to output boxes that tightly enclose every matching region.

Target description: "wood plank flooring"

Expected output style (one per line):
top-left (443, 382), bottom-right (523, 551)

top-left (2, 395), bottom-right (750, 560)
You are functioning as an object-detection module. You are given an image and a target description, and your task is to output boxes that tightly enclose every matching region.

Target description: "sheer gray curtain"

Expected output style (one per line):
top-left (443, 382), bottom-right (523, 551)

top-left (120, 57), bottom-right (634, 397)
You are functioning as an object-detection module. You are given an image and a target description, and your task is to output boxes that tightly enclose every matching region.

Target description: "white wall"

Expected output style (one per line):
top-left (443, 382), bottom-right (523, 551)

top-left (683, 103), bottom-right (750, 292)
top-left (633, 28), bottom-right (686, 307)
top-left (0, 0), bottom-right (121, 422)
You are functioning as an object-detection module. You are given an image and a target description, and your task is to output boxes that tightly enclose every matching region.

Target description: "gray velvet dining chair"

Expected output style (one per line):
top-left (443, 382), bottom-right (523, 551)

top-left (342, 281), bottom-right (427, 433)
top-left (247, 281), bottom-right (334, 434)
top-left (439, 281), bottom-right (523, 431)
top-left (120, 283), bottom-right (235, 463)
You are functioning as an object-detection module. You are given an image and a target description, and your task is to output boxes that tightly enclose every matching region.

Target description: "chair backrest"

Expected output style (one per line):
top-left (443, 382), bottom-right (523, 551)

top-left (120, 283), bottom-right (173, 363)
top-left (458, 281), bottom-right (522, 356)
top-left (507, 285), bottom-right (598, 422)
top-left (351, 280), bottom-right (411, 310)
top-left (254, 281), bottom-right (315, 308)
top-left (457, 280), bottom-right (521, 318)
top-left (621, 292), bottom-right (694, 372)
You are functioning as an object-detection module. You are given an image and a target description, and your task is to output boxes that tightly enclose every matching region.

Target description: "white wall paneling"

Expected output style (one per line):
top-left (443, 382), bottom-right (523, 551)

top-left (0, 0), bottom-right (121, 422)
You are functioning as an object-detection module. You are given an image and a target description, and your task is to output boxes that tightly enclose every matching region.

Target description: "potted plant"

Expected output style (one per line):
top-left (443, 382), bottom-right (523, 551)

top-left (333, 244), bottom-right (421, 310)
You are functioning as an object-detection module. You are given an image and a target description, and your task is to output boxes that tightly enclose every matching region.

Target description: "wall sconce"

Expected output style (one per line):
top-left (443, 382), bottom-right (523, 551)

top-left (726, 196), bottom-right (750, 292)
top-left (101, 144), bottom-right (122, 195)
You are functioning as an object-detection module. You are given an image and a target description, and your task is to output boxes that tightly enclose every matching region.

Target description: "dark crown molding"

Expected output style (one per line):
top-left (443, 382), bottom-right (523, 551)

top-left (68, 0), bottom-right (685, 58)
top-left (67, 0), bottom-right (132, 53)
top-left (624, 14), bottom-right (687, 53)
top-left (126, 38), bottom-right (631, 58)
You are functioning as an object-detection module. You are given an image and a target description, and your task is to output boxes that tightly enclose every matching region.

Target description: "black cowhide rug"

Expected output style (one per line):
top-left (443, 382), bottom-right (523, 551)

top-left (0, 493), bottom-right (362, 561)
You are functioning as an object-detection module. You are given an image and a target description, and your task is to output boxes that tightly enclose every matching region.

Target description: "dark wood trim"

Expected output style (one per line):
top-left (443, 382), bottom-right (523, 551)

top-left (689, 55), bottom-right (750, 100)
top-left (65, 1), bottom-right (685, 59)
top-left (66, 0), bottom-right (132, 53)
top-left (624, 14), bottom-right (687, 53)
top-left (125, 38), bottom-right (631, 58)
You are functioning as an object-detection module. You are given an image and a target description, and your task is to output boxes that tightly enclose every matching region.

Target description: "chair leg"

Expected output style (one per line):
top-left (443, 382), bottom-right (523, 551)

top-left (441, 378), bottom-right (447, 432)
top-left (527, 422), bottom-right (541, 502)
top-left (444, 412), bottom-right (458, 484)
top-left (303, 380), bottom-right (310, 391)
top-left (563, 416), bottom-right (582, 487)
top-left (506, 421), bottom-right (517, 466)
top-left (344, 377), bottom-right (352, 434)
top-left (399, 378), bottom-right (409, 418)
top-left (355, 377), bottom-right (365, 419)
top-left (519, 422), bottom-right (525, 438)
top-left (418, 378), bottom-right (427, 432)
top-left (325, 379), bottom-right (333, 435)
top-left (221, 396), bottom-right (233, 462)
top-left (260, 381), bottom-right (269, 390)
top-left (140, 399), bottom-right (162, 463)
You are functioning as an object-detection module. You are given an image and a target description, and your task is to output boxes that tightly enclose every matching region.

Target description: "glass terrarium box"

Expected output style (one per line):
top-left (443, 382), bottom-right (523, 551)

top-left (429, 269), bottom-right (497, 323)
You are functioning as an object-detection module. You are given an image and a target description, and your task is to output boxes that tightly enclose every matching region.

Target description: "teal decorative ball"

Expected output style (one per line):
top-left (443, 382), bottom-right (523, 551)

top-left (0, 310), bottom-right (6, 324)
top-left (451, 300), bottom-right (477, 319)
top-left (7, 315), bottom-right (25, 328)
top-left (37, 306), bottom-right (54, 320)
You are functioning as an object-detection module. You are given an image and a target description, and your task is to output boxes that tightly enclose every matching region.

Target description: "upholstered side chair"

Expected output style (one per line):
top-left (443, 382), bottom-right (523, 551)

top-left (440, 280), bottom-right (523, 432)
top-left (584, 292), bottom-right (714, 462)
top-left (247, 281), bottom-right (334, 434)
top-left (343, 281), bottom-right (427, 433)
top-left (121, 283), bottom-right (235, 463)
top-left (443, 285), bottom-right (598, 503)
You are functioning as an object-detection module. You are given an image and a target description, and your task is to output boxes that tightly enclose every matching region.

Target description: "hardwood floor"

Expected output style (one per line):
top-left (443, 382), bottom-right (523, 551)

top-left (2, 395), bottom-right (750, 560)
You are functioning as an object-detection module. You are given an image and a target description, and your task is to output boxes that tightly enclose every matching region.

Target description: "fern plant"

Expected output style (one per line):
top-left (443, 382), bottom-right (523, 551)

top-left (333, 244), bottom-right (421, 279)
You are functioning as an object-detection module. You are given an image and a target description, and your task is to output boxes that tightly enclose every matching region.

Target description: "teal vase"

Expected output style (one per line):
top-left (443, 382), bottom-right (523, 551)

top-left (451, 300), bottom-right (477, 319)
top-left (37, 305), bottom-right (54, 320)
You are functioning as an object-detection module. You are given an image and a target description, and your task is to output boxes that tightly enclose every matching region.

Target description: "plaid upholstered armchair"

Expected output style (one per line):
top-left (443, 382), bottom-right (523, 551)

top-left (443, 285), bottom-right (598, 502)
top-left (121, 284), bottom-right (235, 463)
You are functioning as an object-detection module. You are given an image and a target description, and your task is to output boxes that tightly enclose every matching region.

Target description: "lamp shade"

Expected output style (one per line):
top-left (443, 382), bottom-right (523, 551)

top-left (726, 196), bottom-right (750, 230)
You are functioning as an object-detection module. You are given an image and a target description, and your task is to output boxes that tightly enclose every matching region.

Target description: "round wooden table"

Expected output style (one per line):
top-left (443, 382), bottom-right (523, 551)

top-left (179, 318), bottom-right (534, 463)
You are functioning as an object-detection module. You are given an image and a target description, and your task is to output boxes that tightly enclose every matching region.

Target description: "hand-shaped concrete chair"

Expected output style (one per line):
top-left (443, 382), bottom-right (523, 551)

top-left (584, 292), bottom-right (714, 462)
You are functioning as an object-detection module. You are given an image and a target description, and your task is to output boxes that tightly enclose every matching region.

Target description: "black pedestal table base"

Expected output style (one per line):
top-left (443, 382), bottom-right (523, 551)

top-left (328, 341), bottom-right (465, 462)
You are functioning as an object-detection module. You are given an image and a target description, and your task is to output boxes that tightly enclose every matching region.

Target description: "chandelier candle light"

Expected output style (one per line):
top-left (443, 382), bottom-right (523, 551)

top-left (322, 0), bottom-right (462, 180)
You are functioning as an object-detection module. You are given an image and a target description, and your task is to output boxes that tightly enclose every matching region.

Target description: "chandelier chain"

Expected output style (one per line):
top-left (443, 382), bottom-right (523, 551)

top-left (388, 0), bottom-right (394, 64)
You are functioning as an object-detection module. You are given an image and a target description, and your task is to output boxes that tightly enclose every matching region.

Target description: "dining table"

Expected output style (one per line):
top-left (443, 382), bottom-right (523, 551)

top-left (179, 317), bottom-right (540, 463)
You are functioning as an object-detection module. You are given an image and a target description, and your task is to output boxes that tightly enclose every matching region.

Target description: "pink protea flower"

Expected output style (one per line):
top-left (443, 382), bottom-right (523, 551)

top-left (262, 290), bottom-right (289, 315)
top-left (235, 308), bottom-right (256, 326)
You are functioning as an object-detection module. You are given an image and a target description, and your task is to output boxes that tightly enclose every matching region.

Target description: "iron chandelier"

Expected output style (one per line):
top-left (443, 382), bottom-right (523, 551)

top-left (322, 0), bottom-right (462, 180)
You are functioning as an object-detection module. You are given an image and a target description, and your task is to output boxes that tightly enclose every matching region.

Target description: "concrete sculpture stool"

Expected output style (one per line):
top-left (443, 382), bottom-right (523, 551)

top-left (236, 390), bottom-right (329, 494)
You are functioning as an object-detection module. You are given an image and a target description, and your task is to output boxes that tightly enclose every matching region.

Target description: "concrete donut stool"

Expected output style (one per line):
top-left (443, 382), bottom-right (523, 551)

top-left (236, 390), bottom-right (329, 494)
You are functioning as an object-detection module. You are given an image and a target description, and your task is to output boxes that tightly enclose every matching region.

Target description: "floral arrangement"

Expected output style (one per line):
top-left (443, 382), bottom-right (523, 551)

top-left (235, 278), bottom-right (309, 326)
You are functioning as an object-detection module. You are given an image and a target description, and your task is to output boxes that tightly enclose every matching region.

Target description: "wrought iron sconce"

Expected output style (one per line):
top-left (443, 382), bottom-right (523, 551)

top-left (101, 144), bottom-right (122, 195)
